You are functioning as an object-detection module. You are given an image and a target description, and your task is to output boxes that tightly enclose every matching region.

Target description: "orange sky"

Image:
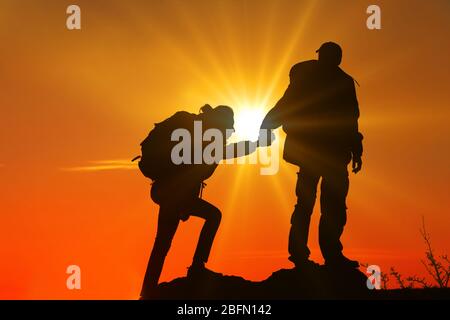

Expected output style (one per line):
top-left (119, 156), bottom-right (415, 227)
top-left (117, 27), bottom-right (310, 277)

top-left (1, 0), bottom-right (450, 299)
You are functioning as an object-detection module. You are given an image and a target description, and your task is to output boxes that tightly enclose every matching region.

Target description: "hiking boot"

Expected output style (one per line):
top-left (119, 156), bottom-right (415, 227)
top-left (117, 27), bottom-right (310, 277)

top-left (325, 255), bottom-right (359, 269)
top-left (187, 264), bottom-right (223, 278)
top-left (289, 256), bottom-right (320, 270)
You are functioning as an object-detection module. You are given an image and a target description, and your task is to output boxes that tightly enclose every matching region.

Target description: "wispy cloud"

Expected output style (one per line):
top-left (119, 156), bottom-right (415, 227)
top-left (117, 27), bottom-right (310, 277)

top-left (61, 160), bottom-right (137, 172)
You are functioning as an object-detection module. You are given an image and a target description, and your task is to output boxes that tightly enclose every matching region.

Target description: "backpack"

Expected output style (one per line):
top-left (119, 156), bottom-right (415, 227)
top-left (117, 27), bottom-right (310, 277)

top-left (134, 112), bottom-right (193, 181)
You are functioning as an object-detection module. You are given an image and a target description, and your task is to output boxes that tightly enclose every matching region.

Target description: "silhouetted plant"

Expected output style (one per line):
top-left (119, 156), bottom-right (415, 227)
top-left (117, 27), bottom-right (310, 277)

top-left (380, 271), bottom-right (389, 290)
top-left (419, 217), bottom-right (450, 288)
top-left (363, 218), bottom-right (449, 290)
top-left (405, 275), bottom-right (429, 288)
top-left (390, 267), bottom-right (406, 289)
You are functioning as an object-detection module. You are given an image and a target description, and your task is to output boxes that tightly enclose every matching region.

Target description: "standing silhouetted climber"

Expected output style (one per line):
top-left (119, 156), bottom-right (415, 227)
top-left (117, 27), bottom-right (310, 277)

top-left (260, 42), bottom-right (363, 269)
top-left (137, 104), bottom-right (260, 299)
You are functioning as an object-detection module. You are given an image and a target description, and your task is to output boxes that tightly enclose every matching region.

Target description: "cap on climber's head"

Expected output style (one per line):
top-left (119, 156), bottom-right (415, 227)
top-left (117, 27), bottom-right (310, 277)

top-left (316, 42), bottom-right (342, 66)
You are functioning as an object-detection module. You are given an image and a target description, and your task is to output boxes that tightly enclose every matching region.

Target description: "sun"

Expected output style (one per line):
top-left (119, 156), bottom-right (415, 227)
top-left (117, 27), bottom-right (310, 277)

top-left (232, 106), bottom-right (267, 142)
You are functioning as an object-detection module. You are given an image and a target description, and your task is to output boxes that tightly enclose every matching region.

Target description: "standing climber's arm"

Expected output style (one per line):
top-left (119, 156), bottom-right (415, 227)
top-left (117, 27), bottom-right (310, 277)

top-left (260, 82), bottom-right (296, 131)
top-left (348, 80), bottom-right (363, 173)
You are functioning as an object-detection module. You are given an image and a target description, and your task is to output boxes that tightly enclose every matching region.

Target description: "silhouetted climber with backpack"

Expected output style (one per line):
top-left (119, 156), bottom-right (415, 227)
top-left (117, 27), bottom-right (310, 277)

top-left (136, 104), bottom-right (262, 299)
top-left (260, 42), bottom-right (363, 269)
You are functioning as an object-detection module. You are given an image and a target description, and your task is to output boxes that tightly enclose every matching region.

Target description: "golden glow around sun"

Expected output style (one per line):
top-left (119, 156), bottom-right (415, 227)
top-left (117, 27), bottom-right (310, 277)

top-left (232, 106), bottom-right (267, 142)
